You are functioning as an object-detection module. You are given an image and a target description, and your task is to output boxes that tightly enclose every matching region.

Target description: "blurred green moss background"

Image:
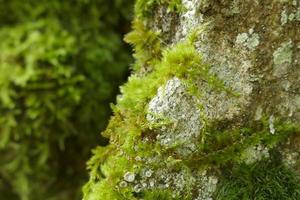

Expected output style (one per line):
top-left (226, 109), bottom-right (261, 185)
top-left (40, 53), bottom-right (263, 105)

top-left (0, 0), bottom-right (134, 199)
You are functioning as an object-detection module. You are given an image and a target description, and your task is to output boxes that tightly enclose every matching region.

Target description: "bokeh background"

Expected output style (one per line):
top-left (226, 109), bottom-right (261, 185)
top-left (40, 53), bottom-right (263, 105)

top-left (0, 0), bottom-right (134, 199)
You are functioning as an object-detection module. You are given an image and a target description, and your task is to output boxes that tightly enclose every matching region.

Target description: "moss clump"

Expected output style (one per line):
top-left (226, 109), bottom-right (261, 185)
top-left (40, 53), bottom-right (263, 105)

top-left (214, 157), bottom-right (300, 200)
top-left (83, 26), bottom-right (218, 199)
top-left (143, 189), bottom-right (191, 200)
top-left (124, 20), bottom-right (162, 72)
top-left (135, 0), bottom-right (184, 19)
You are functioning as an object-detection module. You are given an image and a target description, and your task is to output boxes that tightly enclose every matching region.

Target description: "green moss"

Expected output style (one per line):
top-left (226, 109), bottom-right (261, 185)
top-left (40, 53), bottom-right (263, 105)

top-left (84, 28), bottom-right (217, 199)
top-left (214, 157), bottom-right (300, 200)
top-left (135, 0), bottom-right (184, 19)
top-left (184, 119), bottom-right (300, 167)
top-left (143, 189), bottom-right (191, 200)
top-left (124, 20), bottom-right (162, 72)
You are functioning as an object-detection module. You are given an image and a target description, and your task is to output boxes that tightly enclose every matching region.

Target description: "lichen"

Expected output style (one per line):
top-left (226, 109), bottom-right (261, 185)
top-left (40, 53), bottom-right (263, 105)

top-left (175, 0), bottom-right (203, 41)
top-left (235, 30), bottom-right (260, 51)
top-left (147, 77), bottom-right (202, 156)
top-left (273, 40), bottom-right (293, 66)
top-left (240, 144), bottom-right (270, 165)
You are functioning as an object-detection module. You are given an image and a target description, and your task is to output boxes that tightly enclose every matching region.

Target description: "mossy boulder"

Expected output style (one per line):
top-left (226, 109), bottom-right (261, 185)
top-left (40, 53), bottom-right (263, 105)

top-left (84, 0), bottom-right (300, 199)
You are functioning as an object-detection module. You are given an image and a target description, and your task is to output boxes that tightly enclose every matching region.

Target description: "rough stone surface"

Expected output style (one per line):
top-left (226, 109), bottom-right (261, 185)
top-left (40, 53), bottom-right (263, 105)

top-left (147, 77), bottom-right (203, 156)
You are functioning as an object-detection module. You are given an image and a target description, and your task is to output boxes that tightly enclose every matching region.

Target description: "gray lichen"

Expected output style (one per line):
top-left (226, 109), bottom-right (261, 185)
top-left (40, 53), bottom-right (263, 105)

top-left (176, 0), bottom-right (203, 41)
top-left (273, 41), bottom-right (293, 65)
top-left (147, 77), bottom-right (202, 156)
top-left (235, 30), bottom-right (260, 51)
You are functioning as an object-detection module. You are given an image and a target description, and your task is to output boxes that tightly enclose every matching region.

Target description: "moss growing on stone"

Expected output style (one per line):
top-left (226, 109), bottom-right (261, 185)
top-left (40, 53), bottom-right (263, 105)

top-left (135, 0), bottom-right (184, 19)
top-left (214, 157), bottom-right (300, 200)
top-left (83, 0), bottom-right (300, 199)
top-left (124, 20), bottom-right (162, 72)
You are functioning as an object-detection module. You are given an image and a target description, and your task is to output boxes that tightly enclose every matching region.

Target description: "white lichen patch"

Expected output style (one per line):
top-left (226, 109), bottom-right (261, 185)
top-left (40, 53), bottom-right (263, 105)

top-left (282, 150), bottom-right (299, 167)
top-left (235, 30), bottom-right (260, 51)
top-left (122, 165), bottom-right (218, 200)
top-left (176, 0), bottom-right (203, 41)
top-left (272, 41), bottom-right (293, 77)
top-left (194, 171), bottom-right (218, 200)
top-left (241, 144), bottom-right (270, 165)
top-left (124, 172), bottom-right (135, 182)
top-left (195, 58), bottom-right (253, 120)
top-left (280, 139), bottom-right (300, 168)
top-left (147, 77), bottom-right (203, 156)
top-left (273, 41), bottom-right (293, 65)
top-left (191, 21), bottom-right (256, 121)
top-left (229, 0), bottom-right (241, 15)
top-left (280, 6), bottom-right (300, 23)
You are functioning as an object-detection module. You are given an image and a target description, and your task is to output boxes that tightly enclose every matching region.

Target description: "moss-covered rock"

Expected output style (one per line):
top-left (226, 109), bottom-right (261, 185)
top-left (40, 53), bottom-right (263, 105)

top-left (84, 0), bottom-right (300, 199)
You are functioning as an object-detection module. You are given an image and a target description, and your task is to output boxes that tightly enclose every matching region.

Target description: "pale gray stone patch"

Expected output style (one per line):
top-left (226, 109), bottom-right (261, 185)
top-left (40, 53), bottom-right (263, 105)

top-left (293, 0), bottom-right (297, 6)
top-left (193, 50), bottom-right (254, 120)
top-left (147, 77), bottom-right (203, 156)
top-left (176, 0), bottom-right (203, 41)
top-left (194, 171), bottom-right (218, 200)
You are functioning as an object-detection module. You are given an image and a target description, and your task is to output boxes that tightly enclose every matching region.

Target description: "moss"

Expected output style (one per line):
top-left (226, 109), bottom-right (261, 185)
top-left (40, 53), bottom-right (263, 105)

top-left (214, 157), bottom-right (300, 200)
top-left (135, 0), bottom-right (184, 19)
top-left (84, 27), bottom-right (226, 198)
top-left (184, 118), bottom-right (300, 168)
top-left (142, 189), bottom-right (191, 200)
top-left (124, 20), bottom-right (162, 72)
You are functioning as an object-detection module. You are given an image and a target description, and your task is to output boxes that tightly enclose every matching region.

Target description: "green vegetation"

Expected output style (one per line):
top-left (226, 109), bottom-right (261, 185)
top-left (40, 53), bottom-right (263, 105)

top-left (143, 189), bottom-right (188, 200)
top-left (2, 0), bottom-right (297, 199)
top-left (83, 21), bottom-right (213, 199)
top-left (135, 0), bottom-right (184, 19)
top-left (0, 0), bottom-right (133, 199)
top-left (83, 0), bottom-right (300, 198)
top-left (124, 20), bottom-right (162, 72)
top-left (214, 157), bottom-right (300, 200)
top-left (185, 119), bottom-right (300, 167)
